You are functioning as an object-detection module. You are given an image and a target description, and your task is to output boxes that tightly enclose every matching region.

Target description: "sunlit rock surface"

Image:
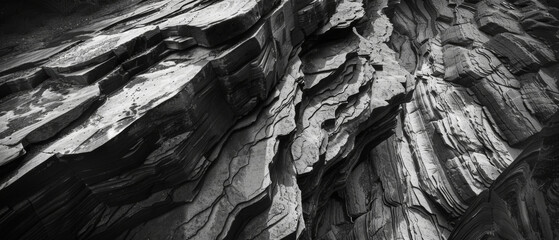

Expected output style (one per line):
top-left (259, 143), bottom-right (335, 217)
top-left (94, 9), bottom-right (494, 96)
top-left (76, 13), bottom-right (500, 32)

top-left (0, 0), bottom-right (558, 239)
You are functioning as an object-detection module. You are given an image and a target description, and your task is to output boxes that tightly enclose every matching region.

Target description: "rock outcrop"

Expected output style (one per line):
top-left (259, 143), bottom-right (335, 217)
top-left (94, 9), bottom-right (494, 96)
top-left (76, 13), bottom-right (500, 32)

top-left (359, 0), bottom-right (559, 239)
top-left (0, 0), bottom-right (558, 239)
top-left (449, 111), bottom-right (559, 240)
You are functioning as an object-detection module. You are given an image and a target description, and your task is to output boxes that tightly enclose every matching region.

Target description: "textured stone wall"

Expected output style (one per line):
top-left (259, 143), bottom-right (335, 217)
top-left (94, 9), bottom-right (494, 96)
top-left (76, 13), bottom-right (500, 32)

top-left (0, 0), bottom-right (557, 239)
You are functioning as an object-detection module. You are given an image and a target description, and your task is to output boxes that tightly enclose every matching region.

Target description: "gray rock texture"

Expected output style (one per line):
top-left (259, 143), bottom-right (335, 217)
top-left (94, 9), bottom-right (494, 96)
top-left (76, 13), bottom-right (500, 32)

top-left (0, 0), bottom-right (558, 239)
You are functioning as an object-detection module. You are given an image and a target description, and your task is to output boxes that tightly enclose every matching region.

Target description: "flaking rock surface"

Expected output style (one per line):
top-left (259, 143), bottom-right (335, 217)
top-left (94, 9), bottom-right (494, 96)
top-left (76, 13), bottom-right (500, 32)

top-left (0, 0), bottom-right (557, 239)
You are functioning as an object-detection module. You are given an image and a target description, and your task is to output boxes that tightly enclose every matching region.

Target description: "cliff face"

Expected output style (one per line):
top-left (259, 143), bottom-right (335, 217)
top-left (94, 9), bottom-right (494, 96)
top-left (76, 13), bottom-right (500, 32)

top-left (369, 0), bottom-right (559, 239)
top-left (0, 0), bottom-right (557, 239)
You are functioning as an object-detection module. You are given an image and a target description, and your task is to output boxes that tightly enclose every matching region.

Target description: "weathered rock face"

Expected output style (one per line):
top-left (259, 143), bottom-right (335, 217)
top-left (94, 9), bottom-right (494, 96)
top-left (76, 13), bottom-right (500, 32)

top-left (449, 111), bottom-right (559, 240)
top-left (359, 0), bottom-right (559, 239)
top-left (0, 0), bottom-right (557, 239)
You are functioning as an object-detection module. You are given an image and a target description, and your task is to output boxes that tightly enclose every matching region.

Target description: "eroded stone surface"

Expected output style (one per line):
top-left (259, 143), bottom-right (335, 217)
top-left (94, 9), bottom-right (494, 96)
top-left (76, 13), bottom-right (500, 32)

top-left (0, 82), bottom-right (100, 165)
top-left (368, 0), bottom-right (559, 238)
top-left (44, 26), bottom-right (161, 78)
top-left (450, 112), bottom-right (559, 240)
top-left (0, 0), bottom-right (558, 239)
top-left (159, 0), bottom-right (279, 47)
top-left (476, 1), bottom-right (523, 35)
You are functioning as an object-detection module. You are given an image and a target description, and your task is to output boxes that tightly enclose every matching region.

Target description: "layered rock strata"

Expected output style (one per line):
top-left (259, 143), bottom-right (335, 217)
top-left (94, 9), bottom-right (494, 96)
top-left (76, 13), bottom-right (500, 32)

top-left (449, 112), bottom-right (559, 240)
top-left (346, 0), bottom-right (559, 239)
top-left (0, 0), bottom-right (410, 239)
top-left (0, 0), bottom-right (558, 239)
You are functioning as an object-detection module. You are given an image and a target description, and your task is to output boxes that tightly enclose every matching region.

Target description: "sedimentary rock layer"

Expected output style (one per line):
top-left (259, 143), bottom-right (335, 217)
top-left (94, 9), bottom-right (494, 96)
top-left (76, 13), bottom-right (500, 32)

top-left (362, 0), bottom-right (559, 238)
top-left (0, 0), bottom-right (409, 239)
top-left (450, 112), bottom-right (559, 240)
top-left (0, 0), bottom-right (558, 239)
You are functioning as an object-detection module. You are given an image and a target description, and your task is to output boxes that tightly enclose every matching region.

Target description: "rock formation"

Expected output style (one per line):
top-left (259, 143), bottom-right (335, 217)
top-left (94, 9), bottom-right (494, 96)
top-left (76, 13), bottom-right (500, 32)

top-left (0, 0), bottom-right (557, 239)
